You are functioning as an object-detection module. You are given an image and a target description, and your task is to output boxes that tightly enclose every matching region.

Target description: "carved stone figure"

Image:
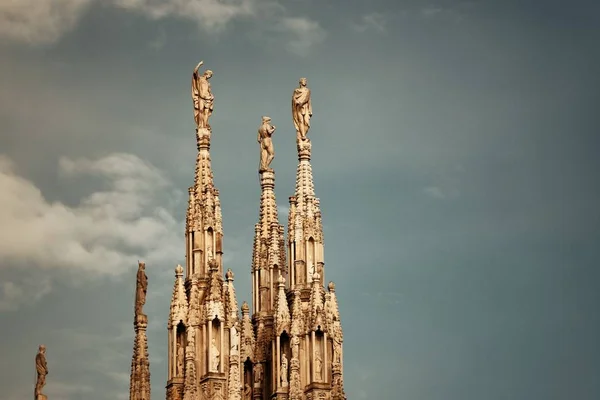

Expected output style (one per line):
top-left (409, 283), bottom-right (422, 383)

top-left (292, 77), bottom-right (312, 141)
top-left (192, 61), bottom-right (214, 131)
top-left (243, 383), bottom-right (252, 400)
top-left (333, 339), bottom-right (341, 364)
top-left (135, 262), bottom-right (148, 316)
top-left (291, 336), bottom-right (299, 360)
top-left (230, 325), bottom-right (239, 355)
top-left (280, 353), bottom-right (289, 387)
top-left (211, 338), bottom-right (220, 372)
top-left (314, 350), bottom-right (322, 381)
top-left (177, 345), bottom-right (185, 376)
top-left (257, 116), bottom-right (276, 172)
top-left (35, 345), bottom-right (48, 399)
top-left (253, 363), bottom-right (263, 386)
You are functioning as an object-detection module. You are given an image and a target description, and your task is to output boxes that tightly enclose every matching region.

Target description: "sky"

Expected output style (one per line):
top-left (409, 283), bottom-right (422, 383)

top-left (0, 0), bottom-right (599, 399)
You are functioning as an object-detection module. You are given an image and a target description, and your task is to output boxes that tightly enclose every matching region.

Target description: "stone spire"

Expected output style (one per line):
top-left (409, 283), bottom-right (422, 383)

top-left (130, 262), bottom-right (151, 400)
top-left (252, 115), bottom-right (286, 317)
top-left (286, 77), bottom-right (346, 400)
top-left (167, 61), bottom-right (241, 400)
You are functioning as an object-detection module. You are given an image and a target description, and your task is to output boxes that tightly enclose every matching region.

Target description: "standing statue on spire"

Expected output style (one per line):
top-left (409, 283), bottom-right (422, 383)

top-left (192, 60), bottom-right (214, 132)
top-left (292, 77), bottom-right (312, 142)
top-left (34, 345), bottom-right (48, 400)
top-left (258, 116), bottom-right (276, 172)
top-left (135, 262), bottom-right (148, 317)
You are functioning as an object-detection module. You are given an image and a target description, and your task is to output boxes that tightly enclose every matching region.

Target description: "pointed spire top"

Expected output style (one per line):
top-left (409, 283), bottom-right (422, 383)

top-left (241, 301), bottom-right (250, 315)
top-left (175, 264), bottom-right (184, 277)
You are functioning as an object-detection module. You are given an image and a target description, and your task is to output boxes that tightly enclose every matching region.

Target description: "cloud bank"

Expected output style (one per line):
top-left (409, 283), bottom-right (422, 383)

top-left (0, 153), bottom-right (182, 276)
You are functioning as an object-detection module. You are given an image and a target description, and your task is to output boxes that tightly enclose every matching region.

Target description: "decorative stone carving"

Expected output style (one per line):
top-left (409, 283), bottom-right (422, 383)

top-left (177, 345), bottom-right (184, 376)
top-left (244, 383), bottom-right (252, 400)
top-left (291, 336), bottom-right (299, 360)
top-left (258, 116), bottom-right (276, 172)
top-left (34, 345), bottom-right (48, 400)
top-left (292, 77), bottom-right (312, 142)
top-left (253, 363), bottom-right (263, 387)
top-left (192, 60), bottom-right (214, 132)
top-left (314, 350), bottom-right (322, 381)
top-left (230, 324), bottom-right (239, 355)
top-left (280, 353), bottom-right (289, 387)
top-left (135, 262), bottom-right (148, 317)
top-left (211, 338), bottom-right (220, 372)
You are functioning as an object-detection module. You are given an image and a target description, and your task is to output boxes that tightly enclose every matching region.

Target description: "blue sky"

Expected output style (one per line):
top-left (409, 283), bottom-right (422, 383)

top-left (0, 1), bottom-right (599, 399)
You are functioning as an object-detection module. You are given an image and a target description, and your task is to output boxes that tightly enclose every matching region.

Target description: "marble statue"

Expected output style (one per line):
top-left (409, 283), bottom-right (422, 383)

top-left (192, 61), bottom-right (214, 131)
top-left (211, 338), bottom-right (220, 372)
top-left (177, 345), bottom-right (184, 376)
top-left (314, 350), bottom-right (322, 381)
top-left (254, 363), bottom-right (263, 386)
top-left (35, 345), bottom-right (48, 399)
top-left (257, 116), bottom-right (276, 172)
top-left (230, 324), bottom-right (239, 355)
top-left (280, 353), bottom-right (288, 387)
top-left (292, 77), bottom-right (312, 141)
top-left (135, 262), bottom-right (148, 316)
top-left (243, 383), bottom-right (252, 400)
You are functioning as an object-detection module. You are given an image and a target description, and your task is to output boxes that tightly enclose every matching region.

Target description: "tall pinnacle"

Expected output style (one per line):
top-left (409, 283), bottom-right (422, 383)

top-left (130, 262), bottom-right (151, 400)
top-left (186, 60), bottom-right (223, 280)
top-left (253, 116), bottom-right (285, 315)
top-left (288, 77), bottom-right (324, 289)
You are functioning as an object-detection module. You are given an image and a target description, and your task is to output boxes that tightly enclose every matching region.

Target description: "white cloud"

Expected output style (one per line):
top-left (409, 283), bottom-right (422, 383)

top-left (352, 12), bottom-right (387, 33)
top-left (273, 17), bottom-right (327, 56)
top-left (0, 0), bottom-right (93, 45)
top-left (0, 153), bottom-right (182, 276)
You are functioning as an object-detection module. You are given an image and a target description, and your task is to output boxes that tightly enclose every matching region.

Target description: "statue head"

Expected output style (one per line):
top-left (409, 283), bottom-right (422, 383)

top-left (261, 116), bottom-right (271, 124)
top-left (38, 345), bottom-right (46, 353)
top-left (139, 261), bottom-right (145, 270)
top-left (299, 77), bottom-right (307, 86)
top-left (204, 70), bottom-right (213, 79)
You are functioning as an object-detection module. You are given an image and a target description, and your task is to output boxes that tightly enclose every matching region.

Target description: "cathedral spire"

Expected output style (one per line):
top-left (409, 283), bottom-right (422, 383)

top-left (289, 77), bottom-right (324, 290)
top-left (252, 116), bottom-right (286, 316)
top-left (130, 262), bottom-right (151, 400)
top-left (167, 61), bottom-right (241, 400)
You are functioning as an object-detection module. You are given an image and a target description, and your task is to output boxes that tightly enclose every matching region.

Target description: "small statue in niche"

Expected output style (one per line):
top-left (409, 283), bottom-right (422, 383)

top-left (280, 353), bottom-right (289, 387)
top-left (244, 383), bottom-right (252, 400)
top-left (254, 363), bottom-right (263, 386)
top-left (291, 336), bottom-right (299, 360)
top-left (211, 338), bottom-right (220, 372)
top-left (314, 350), bottom-right (323, 381)
top-left (231, 324), bottom-right (240, 354)
top-left (177, 345), bottom-right (184, 376)
top-left (333, 339), bottom-right (342, 364)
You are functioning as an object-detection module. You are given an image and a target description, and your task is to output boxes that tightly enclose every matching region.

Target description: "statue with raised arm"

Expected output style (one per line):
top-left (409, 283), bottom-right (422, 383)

top-left (192, 60), bottom-right (214, 132)
top-left (135, 262), bottom-right (148, 316)
top-left (292, 77), bottom-right (312, 142)
top-left (34, 345), bottom-right (48, 400)
top-left (258, 116), bottom-right (276, 172)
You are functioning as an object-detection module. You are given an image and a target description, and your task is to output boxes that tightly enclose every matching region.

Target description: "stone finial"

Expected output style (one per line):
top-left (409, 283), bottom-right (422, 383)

top-left (241, 301), bottom-right (249, 314)
top-left (312, 272), bottom-right (320, 283)
top-left (175, 264), bottom-right (184, 277)
top-left (226, 268), bottom-right (235, 281)
top-left (328, 281), bottom-right (335, 292)
top-left (278, 274), bottom-right (285, 287)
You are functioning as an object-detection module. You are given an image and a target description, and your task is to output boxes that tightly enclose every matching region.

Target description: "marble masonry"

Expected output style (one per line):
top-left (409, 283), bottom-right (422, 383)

top-left (125, 62), bottom-right (346, 400)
